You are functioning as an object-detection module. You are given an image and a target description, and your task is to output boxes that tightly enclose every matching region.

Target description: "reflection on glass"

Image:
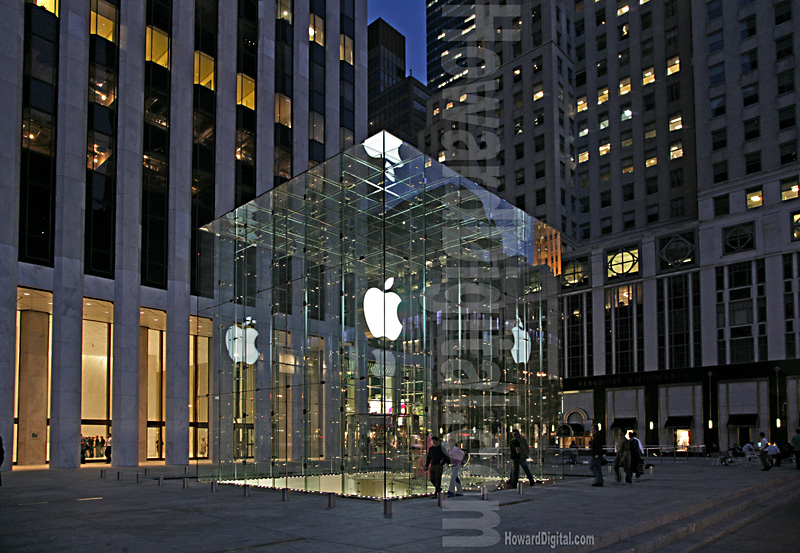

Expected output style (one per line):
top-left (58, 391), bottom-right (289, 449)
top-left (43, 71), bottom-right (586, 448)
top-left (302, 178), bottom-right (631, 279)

top-left (194, 51), bottom-right (215, 90)
top-left (276, 0), bottom-right (292, 23)
top-left (236, 73), bottom-right (255, 110)
top-left (274, 93), bottom-right (292, 127)
top-left (146, 26), bottom-right (170, 69)
top-left (90, 0), bottom-right (117, 43)
top-left (90, 67), bottom-right (116, 107)
top-left (31, 0), bottom-right (59, 15)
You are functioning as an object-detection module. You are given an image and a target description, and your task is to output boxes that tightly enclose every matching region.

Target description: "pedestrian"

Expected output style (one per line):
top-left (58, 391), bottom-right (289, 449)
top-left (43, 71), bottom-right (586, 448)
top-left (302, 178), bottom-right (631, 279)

top-left (589, 423), bottom-right (605, 487)
top-left (758, 432), bottom-right (771, 471)
top-left (792, 428), bottom-right (800, 470)
top-left (508, 429), bottom-right (535, 488)
top-left (445, 439), bottom-right (465, 498)
top-left (630, 431), bottom-right (644, 477)
top-left (105, 434), bottom-right (112, 464)
top-left (0, 435), bottom-right (5, 486)
top-left (614, 430), bottom-right (632, 484)
top-left (80, 435), bottom-right (87, 464)
top-left (424, 436), bottom-right (448, 496)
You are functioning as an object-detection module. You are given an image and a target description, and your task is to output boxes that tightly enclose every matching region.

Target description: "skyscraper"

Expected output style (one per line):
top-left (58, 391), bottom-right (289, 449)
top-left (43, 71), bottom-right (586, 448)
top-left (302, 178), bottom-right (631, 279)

top-left (1, 0), bottom-right (366, 470)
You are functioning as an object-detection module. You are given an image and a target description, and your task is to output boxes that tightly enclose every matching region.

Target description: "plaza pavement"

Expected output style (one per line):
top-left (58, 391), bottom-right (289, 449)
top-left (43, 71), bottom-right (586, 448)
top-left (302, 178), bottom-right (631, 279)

top-left (1, 458), bottom-right (799, 552)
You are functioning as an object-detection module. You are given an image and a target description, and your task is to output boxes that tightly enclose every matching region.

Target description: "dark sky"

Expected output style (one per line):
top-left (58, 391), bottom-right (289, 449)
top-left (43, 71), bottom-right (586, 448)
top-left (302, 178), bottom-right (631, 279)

top-left (367, 0), bottom-right (427, 83)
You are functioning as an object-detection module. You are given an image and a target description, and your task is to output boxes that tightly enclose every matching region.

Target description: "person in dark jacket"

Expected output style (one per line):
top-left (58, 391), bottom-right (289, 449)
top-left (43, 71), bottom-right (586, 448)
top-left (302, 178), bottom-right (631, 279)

top-left (508, 429), bottom-right (535, 488)
top-left (0, 435), bottom-right (5, 486)
top-left (424, 436), bottom-right (448, 496)
top-left (589, 424), bottom-right (605, 486)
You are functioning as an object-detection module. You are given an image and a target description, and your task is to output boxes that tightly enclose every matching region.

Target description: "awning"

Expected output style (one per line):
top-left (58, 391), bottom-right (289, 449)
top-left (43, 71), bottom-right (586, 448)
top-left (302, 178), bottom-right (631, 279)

top-left (727, 413), bottom-right (758, 427)
top-left (665, 416), bottom-right (694, 429)
top-left (610, 418), bottom-right (637, 429)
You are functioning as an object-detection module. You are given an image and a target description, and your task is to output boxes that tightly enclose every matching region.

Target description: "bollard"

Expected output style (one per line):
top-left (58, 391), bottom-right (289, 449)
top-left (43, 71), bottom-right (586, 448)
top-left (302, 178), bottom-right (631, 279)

top-left (383, 498), bottom-right (392, 517)
top-left (211, 480), bottom-right (217, 493)
top-left (649, 466), bottom-right (654, 475)
top-left (281, 488), bottom-right (289, 501)
top-left (100, 469), bottom-right (106, 479)
top-left (438, 491), bottom-right (445, 508)
top-left (184, 466), bottom-right (189, 475)
top-left (158, 475), bottom-right (164, 486)
top-left (243, 484), bottom-right (250, 497)
top-left (136, 473), bottom-right (141, 484)
top-left (481, 486), bottom-right (489, 500)
top-left (327, 492), bottom-right (336, 508)
top-left (517, 482), bottom-right (524, 495)
top-left (183, 478), bottom-right (188, 489)
top-left (144, 468), bottom-right (149, 476)
top-left (117, 471), bottom-right (122, 481)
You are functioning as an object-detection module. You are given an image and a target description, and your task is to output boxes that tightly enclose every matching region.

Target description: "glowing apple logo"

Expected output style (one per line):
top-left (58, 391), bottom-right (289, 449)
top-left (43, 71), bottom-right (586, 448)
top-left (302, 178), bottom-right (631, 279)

top-left (363, 277), bottom-right (403, 341)
top-left (225, 317), bottom-right (260, 365)
top-left (510, 318), bottom-right (532, 364)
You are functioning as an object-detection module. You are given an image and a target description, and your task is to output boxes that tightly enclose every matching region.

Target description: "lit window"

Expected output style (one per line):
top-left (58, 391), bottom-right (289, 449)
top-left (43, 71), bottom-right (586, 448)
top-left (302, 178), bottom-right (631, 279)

top-left (274, 93), bottom-right (292, 127)
top-left (91, 0), bottom-right (116, 42)
top-left (309, 13), bottom-right (325, 46)
top-left (781, 178), bottom-right (799, 201)
top-left (642, 66), bottom-right (655, 85)
top-left (194, 51), bottom-right (215, 90)
top-left (666, 56), bottom-right (680, 75)
top-left (146, 26), bottom-right (170, 69)
top-left (31, 0), bottom-right (58, 15)
top-left (578, 123), bottom-right (588, 137)
top-left (276, 0), bottom-right (292, 23)
top-left (622, 157), bottom-right (634, 173)
top-left (599, 140), bottom-right (611, 156)
top-left (445, 101), bottom-right (454, 110)
top-left (644, 122), bottom-right (656, 139)
top-left (621, 106), bottom-right (633, 121)
top-left (746, 187), bottom-right (762, 209)
top-left (640, 0), bottom-right (650, 4)
top-left (619, 77), bottom-right (631, 95)
top-left (599, 114), bottom-right (609, 129)
top-left (339, 34), bottom-right (354, 64)
top-left (236, 74), bottom-right (255, 110)
top-left (607, 247), bottom-right (640, 278)
top-left (669, 141), bottom-right (683, 159)
top-left (793, 213), bottom-right (800, 241)
top-left (432, 106), bottom-right (440, 117)
top-left (578, 149), bottom-right (589, 163)
top-left (533, 84), bottom-right (544, 101)
top-left (669, 114), bottom-right (682, 131)
top-left (438, 151), bottom-right (446, 162)
top-left (617, 1), bottom-right (630, 16)
top-left (577, 96), bottom-right (588, 112)
top-left (646, 151), bottom-right (657, 167)
top-left (598, 87), bottom-right (609, 104)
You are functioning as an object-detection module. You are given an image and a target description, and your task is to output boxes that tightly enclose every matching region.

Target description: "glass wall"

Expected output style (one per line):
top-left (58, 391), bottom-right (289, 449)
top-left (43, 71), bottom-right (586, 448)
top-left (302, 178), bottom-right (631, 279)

top-left (201, 132), bottom-right (563, 498)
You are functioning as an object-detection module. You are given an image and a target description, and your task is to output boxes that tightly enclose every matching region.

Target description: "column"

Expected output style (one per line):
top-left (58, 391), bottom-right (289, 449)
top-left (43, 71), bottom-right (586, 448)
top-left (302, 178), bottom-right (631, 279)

top-left (353, 0), bottom-right (368, 142)
top-left (292, 0), bottom-right (309, 173)
top-left (17, 312), bottom-right (50, 465)
top-left (255, 0), bottom-right (275, 197)
top-left (165, 0), bottom-right (194, 466)
top-left (0, 0), bottom-right (24, 472)
top-left (214, 1), bottom-right (236, 215)
top-left (50, 0), bottom-right (90, 470)
top-left (111, 0), bottom-right (146, 467)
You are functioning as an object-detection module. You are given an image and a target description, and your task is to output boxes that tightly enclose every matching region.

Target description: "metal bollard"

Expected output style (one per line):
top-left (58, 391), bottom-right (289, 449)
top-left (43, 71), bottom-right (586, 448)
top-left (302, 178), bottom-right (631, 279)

top-left (158, 475), bottom-right (164, 486)
top-left (144, 468), bottom-right (149, 476)
top-left (383, 498), bottom-right (392, 517)
top-left (649, 466), bottom-right (654, 475)
top-left (327, 492), bottom-right (336, 508)
top-left (100, 469), bottom-right (106, 479)
top-left (211, 480), bottom-right (217, 493)
top-left (243, 484), bottom-right (250, 497)
top-left (517, 482), bottom-right (524, 495)
top-left (281, 488), bottom-right (289, 501)
top-left (184, 466), bottom-right (189, 475)
top-left (117, 471), bottom-right (122, 481)
top-left (136, 473), bottom-right (141, 484)
top-left (481, 486), bottom-right (489, 500)
top-left (183, 478), bottom-right (188, 489)
top-left (438, 491), bottom-right (445, 508)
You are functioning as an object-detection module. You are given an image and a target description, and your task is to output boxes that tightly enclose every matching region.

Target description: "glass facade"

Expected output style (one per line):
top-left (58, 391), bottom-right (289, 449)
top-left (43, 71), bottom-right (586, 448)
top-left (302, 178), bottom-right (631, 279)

top-left (201, 132), bottom-right (563, 498)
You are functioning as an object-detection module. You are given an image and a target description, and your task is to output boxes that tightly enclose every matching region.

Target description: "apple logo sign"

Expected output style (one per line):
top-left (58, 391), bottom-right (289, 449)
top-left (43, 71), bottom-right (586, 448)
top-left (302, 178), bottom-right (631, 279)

top-left (362, 277), bottom-right (403, 340)
top-left (510, 318), bottom-right (532, 364)
top-left (369, 348), bottom-right (397, 378)
top-left (225, 316), bottom-right (260, 365)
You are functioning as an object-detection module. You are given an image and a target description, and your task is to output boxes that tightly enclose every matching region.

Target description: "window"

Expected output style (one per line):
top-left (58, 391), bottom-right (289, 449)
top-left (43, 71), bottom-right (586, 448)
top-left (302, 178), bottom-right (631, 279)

top-left (645, 149), bottom-right (657, 167)
top-left (745, 151), bottom-right (761, 174)
top-left (91, 0), bottom-right (117, 42)
top-left (741, 50), bottom-right (758, 73)
top-left (709, 63), bottom-right (725, 86)
top-left (670, 197), bottom-right (685, 217)
top-left (536, 188), bottom-right (546, 204)
top-left (668, 82), bottom-right (681, 102)
top-left (647, 205), bottom-right (659, 223)
top-left (793, 213), bottom-right (800, 241)
top-left (339, 34), bottom-right (354, 64)
top-left (777, 35), bottom-right (793, 59)
top-left (670, 168), bottom-right (684, 188)
top-left (621, 130), bottom-right (633, 147)
top-left (712, 128), bottom-right (727, 150)
top-left (534, 134), bottom-right (544, 151)
top-left (713, 161), bottom-right (728, 183)
top-left (664, 0), bottom-right (677, 18)
top-left (577, 95), bottom-right (587, 112)
top-left (598, 87), bottom-right (609, 104)
top-left (146, 26), bottom-right (170, 69)
top-left (194, 51), bottom-right (215, 90)
top-left (597, 33), bottom-right (606, 51)
top-left (714, 194), bottom-right (729, 216)
top-left (669, 113), bottom-right (682, 131)
top-left (778, 70), bottom-right (795, 94)
top-left (746, 187), bottom-right (762, 209)
top-left (596, 8), bottom-right (606, 26)
top-left (619, 76), bottom-right (631, 95)
top-left (666, 56), bottom-right (680, 76)
top-left (641, 38), bottom-right (653, 57)
top-left (601, 165), bottom-right (611, 181)
top-left (642, 66), bottom-right (655, 86)
top-left (708, 30), bottom-right (724, 54)
top-left (743, 117), bottom-right (759, 140)
top-left (740, 16), bottom-right (756, 40)
top-left (599, 112), bottom-right (609, 129)
top-left (623, 183), bottom-right (634, 201)
top-left (710, 95), bottom-right (725, 118)
top-left (514, 117), bottom-right (524, 135)
top-left (617, 0), bottom-right (629, 16)
top-left (670, 140), bottom-right (683, 159)
top-left (723, 223), bottom-right (755, 254)
top-left (578, 122), bottom-right (588, 138)
top-left (622, 156), bottom-right (634, 173)
top-left (707, 0), bottom-right (722, 22)
top-left (533, 83), bottom-right (544, 101)
top-left (514, 143), bottom-right (524, 160)
top-left (578, 149), bottom-right (589, 163)
top-left (533, 109), bottom-right (544, 125)
top-left (309, 111), bottom-right (324, 143)
top-left (644, 93), bottom-right (655, 111)
top-left (607, 247), bottom-right (639, 279)
top-left (775, 1), bottom-right (792, 26)
top-left (742, 83), bottom-right (758, 106)
top-left (274, 93), bottom-right (292, 127)
top-left (619, 49), bottom-right (630, 66)
top-left (641, 11), bottom-right (652, 29)
top-left (779, 106), bottom-right (796, 129)
top-left (782, 177), bottom-right (799, 201)
top-left (309, 13), bottom-right (325, 46)
top-left (623, 211), bottom-right (635, 229)
top-left (644, 121), bottom-right (656, 139)
top-left (513, 67), bottom-right (522, 84)
top-left (665, 26), bottom-right (679, 46)
top-left (601, 218), bottom-right (612, 235)
top-left (621, 104), bottom-right (632, 121)
top-left (236, 74), bottom-right (255, 110)
top-left (646, 176), bottom-right (658, 195)
top-left (599, 139), bottom-right (611, 156)
top-left (515, 168), bottom-right (525, 185)
top-left (781, 141), bottom-right (797, 165)
top-left (277, 0), bottom-right (292, 23)
top-left (532, 56), bottom-right (543, 74)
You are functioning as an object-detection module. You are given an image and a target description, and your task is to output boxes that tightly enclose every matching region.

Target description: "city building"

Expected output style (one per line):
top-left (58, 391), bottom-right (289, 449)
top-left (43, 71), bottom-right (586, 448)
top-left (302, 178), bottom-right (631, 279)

top-left (423, 0), bottom-right (800, 453)
top-left (1, 0), bottom-right (367, 471)
top-left (367, 18), bottom-right (430, 148)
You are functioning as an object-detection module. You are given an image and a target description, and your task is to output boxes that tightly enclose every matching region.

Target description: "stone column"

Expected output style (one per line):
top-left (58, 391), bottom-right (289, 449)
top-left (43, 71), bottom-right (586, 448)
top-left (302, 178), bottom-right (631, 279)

top-left (17, 311), bottom-right (50, 465)
top-left (214, 0), bottom-right (236, 215)
top-left (353, 0), bottom-right (368, 142)
top-left (0, 0), bottom-right (24, 473)
top-left (292, 0), bottom-right (309, 173)
top-left (50, 0), bottom-right (90, 470)
top-left (111, 0), bottom-right (146, 467)
top-left (255, 0), bottom-right (275, 197)
top-left (165, 0), bottom-right (194, 466)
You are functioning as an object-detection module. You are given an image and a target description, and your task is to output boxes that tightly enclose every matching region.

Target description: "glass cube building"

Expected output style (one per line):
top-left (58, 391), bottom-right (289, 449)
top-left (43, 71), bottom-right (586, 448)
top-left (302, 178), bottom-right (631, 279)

top-left (200, 132), bottom-right (564, 498)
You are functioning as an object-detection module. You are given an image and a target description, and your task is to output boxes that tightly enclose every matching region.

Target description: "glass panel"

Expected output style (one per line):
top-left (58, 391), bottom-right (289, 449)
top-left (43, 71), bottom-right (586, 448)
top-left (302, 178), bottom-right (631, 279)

top-left (90, 0), bottom-right (116, 43)
top-left (194, 51), bottom-right (215, 90)
top-left (236, 73), bottom-right (255, 110)
top-left (146, 26), bottom-right (170, 69)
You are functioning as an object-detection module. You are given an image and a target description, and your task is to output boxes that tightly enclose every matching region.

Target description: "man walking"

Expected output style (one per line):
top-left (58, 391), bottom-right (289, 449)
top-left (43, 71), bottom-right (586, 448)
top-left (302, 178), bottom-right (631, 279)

top-left (758, 432), bottom-right (771, 471)
top-left (446, 439), bottom-right (465, 498)
top-left (508, 429), bottom-right (535, 488)
top-left (424, 436), bottom-right (448, 496)
top-left (614, 430), bottom-right (632, 484)
top-left (589, 423), bottom-right (605, 487)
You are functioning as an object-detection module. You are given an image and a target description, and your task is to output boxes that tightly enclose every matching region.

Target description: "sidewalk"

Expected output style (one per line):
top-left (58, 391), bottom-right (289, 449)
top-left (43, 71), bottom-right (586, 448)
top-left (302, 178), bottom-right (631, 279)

top-left (1, 459), bottom-right (798, 552)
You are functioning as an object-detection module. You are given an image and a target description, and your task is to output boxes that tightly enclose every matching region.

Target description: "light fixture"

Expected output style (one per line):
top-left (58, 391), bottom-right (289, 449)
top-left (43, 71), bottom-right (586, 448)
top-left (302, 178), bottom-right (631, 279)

top-left (708, 420), bottom-right (713, 429)
top-left (776, 418), bottom-right (781, 428)
top-left (649, 421), bottom-right (654, 430)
